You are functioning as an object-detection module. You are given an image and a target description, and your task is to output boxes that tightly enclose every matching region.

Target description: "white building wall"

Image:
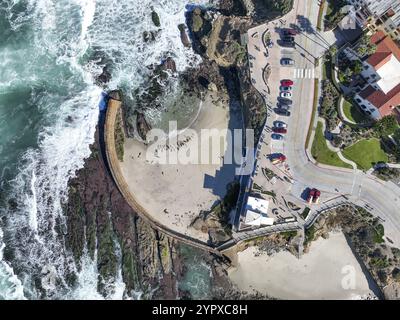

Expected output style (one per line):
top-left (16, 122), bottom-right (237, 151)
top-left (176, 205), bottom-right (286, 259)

top-left (360, 61), bottom-right (379, 80)
top-left (354, 94), bottom-right (382, 119)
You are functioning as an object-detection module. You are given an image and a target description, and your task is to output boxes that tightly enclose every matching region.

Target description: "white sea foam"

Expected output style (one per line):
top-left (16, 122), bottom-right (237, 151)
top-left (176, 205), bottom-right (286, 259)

top-left (87, 0), bottom-right (209, 123)
top-left (0, 228), bottom-right (26, 300)
top-left (1, 0), bottom-right (210, 299)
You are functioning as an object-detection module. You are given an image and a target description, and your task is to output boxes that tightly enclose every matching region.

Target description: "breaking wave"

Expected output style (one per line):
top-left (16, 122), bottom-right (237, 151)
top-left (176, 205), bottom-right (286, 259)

top-left (0, 0), bottom-right (209, 299)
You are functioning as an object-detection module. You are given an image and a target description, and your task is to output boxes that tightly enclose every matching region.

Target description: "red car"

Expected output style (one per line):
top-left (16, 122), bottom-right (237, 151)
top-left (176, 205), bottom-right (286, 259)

top-left (271, 154), bottom-right (286, 164)
top-left (283, 28), bottom-right (298, 36)
top-left (307, 188), bottom-right (321, 204)
top-left (281, 79), bottom-right (294, 86)
top-left (313, 189), bottom-right (321, 204)
top-left (273, 127), bottom-right (287, 134)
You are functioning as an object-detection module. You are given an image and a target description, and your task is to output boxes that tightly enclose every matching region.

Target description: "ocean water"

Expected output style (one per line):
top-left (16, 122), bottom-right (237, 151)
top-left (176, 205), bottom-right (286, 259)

top-left (0, 0), bottom-right (210, 299)
top-left (178, 245), bottom-right (212, 300)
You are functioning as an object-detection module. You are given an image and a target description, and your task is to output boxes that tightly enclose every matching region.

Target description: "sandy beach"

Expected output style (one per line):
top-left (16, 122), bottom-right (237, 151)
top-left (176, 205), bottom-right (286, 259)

top-left (120, 92), bottom-right (242, 242)
top-left (229, 232), bottom-right (380, 300)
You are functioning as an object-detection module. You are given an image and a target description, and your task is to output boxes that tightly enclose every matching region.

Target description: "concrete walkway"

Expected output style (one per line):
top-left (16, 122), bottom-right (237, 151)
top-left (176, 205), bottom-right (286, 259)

top-left (338, 95), bottom-right (357, 125)
top-left (318, 117), bottom-right (357, 170)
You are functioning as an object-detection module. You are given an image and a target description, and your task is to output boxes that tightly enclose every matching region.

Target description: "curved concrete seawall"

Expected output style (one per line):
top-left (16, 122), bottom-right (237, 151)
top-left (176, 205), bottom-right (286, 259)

top-left (103, 95), bottom-right (223, 256)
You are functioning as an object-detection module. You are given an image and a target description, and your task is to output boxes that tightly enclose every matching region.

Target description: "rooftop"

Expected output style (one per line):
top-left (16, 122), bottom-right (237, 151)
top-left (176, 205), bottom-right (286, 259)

top-left (246, 196), bottom-right (270, 215)
top-left (360, 83), bottom-right (400, 116)
top-left (367, 31), bottom-right (400, 69)
top-left (244, 210), bottom-right (274, 227)
top-left (243, 196), bottom-right (274, 227)
top-left (376, 54), bottom-right (400, 93)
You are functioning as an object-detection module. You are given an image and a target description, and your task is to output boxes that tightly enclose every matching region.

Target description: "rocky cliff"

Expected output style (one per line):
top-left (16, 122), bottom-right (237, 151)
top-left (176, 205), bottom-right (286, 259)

top-left (186, 5), bottom-right (267, 141)
top-left (305, 204), bottom-right (400, 300)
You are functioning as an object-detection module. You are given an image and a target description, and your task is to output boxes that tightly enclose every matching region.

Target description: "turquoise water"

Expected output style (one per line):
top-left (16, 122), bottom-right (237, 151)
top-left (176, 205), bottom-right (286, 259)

top-left (178, 245), bottom-right (212, 300)
top-left (0, 0), bottom-right (210, 299)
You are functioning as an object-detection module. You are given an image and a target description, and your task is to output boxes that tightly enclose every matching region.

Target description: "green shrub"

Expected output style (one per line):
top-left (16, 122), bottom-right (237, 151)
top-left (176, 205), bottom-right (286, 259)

top-left (374, 115), bottom-right (399, 137)
top-left (191, 14), bottom-right (203, 32)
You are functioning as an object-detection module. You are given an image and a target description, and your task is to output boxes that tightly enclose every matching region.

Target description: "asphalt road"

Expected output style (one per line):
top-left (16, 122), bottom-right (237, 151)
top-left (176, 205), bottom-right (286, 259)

top-left (248, 0), bottom-right (400, 246)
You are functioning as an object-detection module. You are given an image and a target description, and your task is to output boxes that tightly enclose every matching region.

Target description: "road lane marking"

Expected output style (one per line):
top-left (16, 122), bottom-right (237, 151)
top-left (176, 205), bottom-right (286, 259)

top-left (293, 68), bottom-right (316, 79)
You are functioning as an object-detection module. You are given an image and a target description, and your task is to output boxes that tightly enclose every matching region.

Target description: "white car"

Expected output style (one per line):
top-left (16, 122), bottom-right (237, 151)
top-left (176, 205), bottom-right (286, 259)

top-left (280, 91), bottom-right (292, 99)
top-left (273, 121), bottom-right (287, 128)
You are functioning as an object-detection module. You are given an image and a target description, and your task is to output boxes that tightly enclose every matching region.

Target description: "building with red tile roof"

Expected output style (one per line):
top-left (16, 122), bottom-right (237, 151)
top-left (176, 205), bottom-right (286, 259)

top-left (354, 31), bottom-right (400, 120)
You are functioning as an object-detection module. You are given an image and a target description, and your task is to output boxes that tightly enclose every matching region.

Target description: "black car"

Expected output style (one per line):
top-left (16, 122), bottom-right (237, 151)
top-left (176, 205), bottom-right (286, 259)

top-left (275, 108), bottom-right (291, 116)
top-left (279, 104), bottom-right (291, 110)
top-left (280, 58), bottom-right (295, 66)
top-left (278, 97), bottom-right (293, 105)
top-left (283, 36), bottom-right (295, 42)
top-left (279, 40), bottom-right (295, 48)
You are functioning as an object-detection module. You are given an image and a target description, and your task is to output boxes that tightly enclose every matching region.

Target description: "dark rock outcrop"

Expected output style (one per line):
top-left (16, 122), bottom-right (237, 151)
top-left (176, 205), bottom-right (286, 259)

top-left (143, 30), bottom-right (156, 43)
top-left (65, 129), bottom-right (183, 299)
top-left (151, 9), bottom-right (161, 27)
top-left (305, 204), bottom-right (400, 300)
top-left (178, 24), bottom-right (191, 48)
top-left (136, 111), bottom-right (152, 141)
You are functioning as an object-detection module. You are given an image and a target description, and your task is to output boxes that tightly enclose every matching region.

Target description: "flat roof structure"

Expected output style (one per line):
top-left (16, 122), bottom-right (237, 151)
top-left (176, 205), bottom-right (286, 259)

top-left (244, 210), bottom-right (274, 227)
top-left (376, 54), bottom-right (400, 94)
top-left (243, 196), bottom-right (274, 227)
top-left (246, 196), bottom-right (270, 214)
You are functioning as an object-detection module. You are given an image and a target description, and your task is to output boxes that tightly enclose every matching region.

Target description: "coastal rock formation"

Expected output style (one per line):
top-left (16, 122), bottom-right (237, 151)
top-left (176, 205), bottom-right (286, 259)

top-left (151, 9), bottom-right (161, 28)
top-left (305, 204), bottom-right (400, 300)
top-left (135, 111), bottom-right (152, 142)
top-left (178, 23), bottom-right (191, 48)
top-left (65, 130), bottom-right (183, 299)
top-left (190, 182), bottom-right (240, 246)
top-left (95, 66), bottom-right (112, 87)
top-left (124, 57), bottom-right (177, 139)
top-left (143, 30), bottom-right (157, 43)
top-left (186, 6), bottom-right (266, 140)
top-left (188, 7), bottom-right (250, 67)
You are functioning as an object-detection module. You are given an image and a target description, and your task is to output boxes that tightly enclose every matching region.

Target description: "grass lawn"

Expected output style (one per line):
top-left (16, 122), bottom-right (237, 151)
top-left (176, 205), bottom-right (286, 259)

top-left (342, 99), bottom-right (367, 123)
top-left (305, 79), bottom-right (320, 148)
top-left (342, 138), bottom-right (388, 170)
top-left (311, 121), bottom-right (353, 169)
top-left (317, 0), bottom-right (326, 31)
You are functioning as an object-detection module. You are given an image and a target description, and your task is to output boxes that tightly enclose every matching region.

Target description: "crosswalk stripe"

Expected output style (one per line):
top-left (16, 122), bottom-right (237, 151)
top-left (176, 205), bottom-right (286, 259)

top-left (292, 68), bottom-right (316, 79)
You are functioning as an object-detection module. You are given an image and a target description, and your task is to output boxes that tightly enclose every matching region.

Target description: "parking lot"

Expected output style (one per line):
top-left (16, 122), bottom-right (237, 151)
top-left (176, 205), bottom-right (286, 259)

top-left (245, 1), bottom-right (337, 224)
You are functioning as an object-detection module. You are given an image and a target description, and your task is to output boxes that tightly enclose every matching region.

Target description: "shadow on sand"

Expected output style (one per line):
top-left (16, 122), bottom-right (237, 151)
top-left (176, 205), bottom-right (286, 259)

top-left (202, 67), bottom-right (244, 201)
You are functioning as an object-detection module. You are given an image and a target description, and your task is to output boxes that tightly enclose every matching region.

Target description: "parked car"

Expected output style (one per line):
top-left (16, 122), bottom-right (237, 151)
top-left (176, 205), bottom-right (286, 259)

top-left (281, 79), bottom-right (294, 86)
top-left (280, 58), bottom-right (295, 66)
top-left (272, 127), bottom-right (287, 134)
top-left (307, 188), bottom-right (321, 204)
top-left (283, 28), bottom-right (298, 36)
top-left (275, 108), bottom-right (291, 116)
top-left (279, 40), bottom-right (295, 48)
top-left (282, 35), bottom-right (295, 42)
top-left (280, 91), bottom-right (292, 99)
top-left (278, 97), bottom-right (293, 105)
top-left (273, 120), bottom-right (287, 128)
top-left (280, 86), bottom-right (293, 92)
top-left (271, 133), bottom-right (284, 140)
top-left (270, 153), bottom-right (286, 164)
top-left (278, 103), bottom-right (291, 110)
